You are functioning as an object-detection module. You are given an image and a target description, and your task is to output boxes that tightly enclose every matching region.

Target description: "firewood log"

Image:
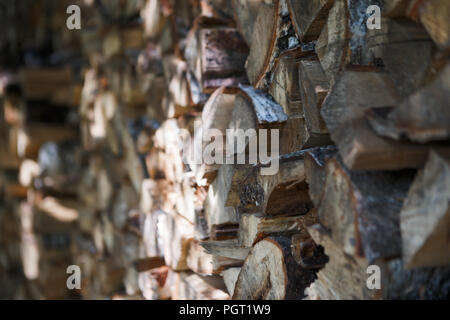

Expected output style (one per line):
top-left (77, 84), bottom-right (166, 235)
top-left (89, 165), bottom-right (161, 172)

top-left (364, 18), bottom-right (433, 98)
top-left (286, 0), bottom-right (334, 41)
top-left (232, 236), bottom-right (316, 300)
top-left (304, 145), bottom-right (337, 207)
top-left (318, 154), bottom-right (415, 261)
top-left (204, 164), bottom-right (238, 234)
top-left (238, 150), bottom-right (312, 215)
top-left (238, 210), bottom-right (317, 247)
top-left (171, 272), bottom-right (229, 300)
top-left (221, 267), bottom-right (241, 296)
top-left (200, 239), bottom-right (250, 260)
top-left (245, 0), bottom-right (305, 89)
top-left (158, 212), bottom-right (194, 271)
top-left (366, 62), bottom-right (450, 143)
top-left (231, 0), bottom-right (264, 46)
top-left (185, 17), bottom-right (249, 93)
top-left (305, 224), bottom-right (377, 300)
top-left (400, 151), bottom-right (450, 268)
top-left (190, 87), bottom-right (236, 183)
top-left (408, 0), bottom-right (450, 50)
top-left (298, 59), bottom-right (330, 134)
top-left (186, 239), bottom-right (243, 275)
top-left (321, 69), bottom-right (450, 170)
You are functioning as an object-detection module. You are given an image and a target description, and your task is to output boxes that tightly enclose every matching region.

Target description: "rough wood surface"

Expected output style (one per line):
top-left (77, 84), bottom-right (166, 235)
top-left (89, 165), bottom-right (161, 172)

top-left (400, 151), bottom-right (450, 268)
top-left (233, 236), bottom-right (316, 300)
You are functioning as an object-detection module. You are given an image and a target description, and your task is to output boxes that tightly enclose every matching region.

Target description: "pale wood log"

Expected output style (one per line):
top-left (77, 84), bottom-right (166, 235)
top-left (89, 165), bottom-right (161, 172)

top-left (408, 0), bottom-right (450, 50)
top-left (187, 239), bottom-right (243, 275)
top-left (238, 210), bottom-right (317, 247)
top-left (158, 213), bottom-right (195, 271)
top-left (221, 267), bottom-right (241, 296)
top-left (233, 236), bottom-right (316, 300)
top-left (200, 239), bottom-right (251, 260)
top-left (171, 272), bottom-right (229, 300)
top-left (298, 59), bottom-right (330, 134)
top-left (321, 70), bottom-right (450, 170)
top-left (400, 151), bottom-right (450, 268)
top-left (305, 224), bottom-right (377, 300)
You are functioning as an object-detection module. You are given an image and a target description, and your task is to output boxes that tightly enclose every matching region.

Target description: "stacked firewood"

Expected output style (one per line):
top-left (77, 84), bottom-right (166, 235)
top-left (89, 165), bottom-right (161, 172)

top-left (1, 0), bottom-right (449, 300)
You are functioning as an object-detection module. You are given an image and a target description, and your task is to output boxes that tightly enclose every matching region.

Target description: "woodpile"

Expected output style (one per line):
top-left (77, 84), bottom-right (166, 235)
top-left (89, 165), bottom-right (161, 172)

top-left (0, 0), bottom-right (449, 300)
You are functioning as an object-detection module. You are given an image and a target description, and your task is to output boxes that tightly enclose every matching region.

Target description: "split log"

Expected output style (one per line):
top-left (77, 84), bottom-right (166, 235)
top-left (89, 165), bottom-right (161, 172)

top-left (204, 164), bottom-right (238, 234)
top-left (321, 70), bottom-right (450, 170)
top-left (190, 87), bottom-right (236, 183)
top-left (232, 236), bottom-right (316, 300)
top-left (162, 56), bottom-right (197, 118)
top-left (298, 59), bottom-right (330, 134)
top-left (304, 145), bottom-right (337, 207)
top-left (318, 154), bottom-right (415, 261)
top-left (231, 0), bottom-right (264, 45)
top-left (400, 151), bottom-right (450, 268)
top-left (364, 18), bottom-right (433, 98)
top-left (186, 239), bottom-right (243, 275)
top-left (290, 226), bottom-right (329, 269)
top-left (185, 18), bottom-right (249, 93)
top-left (238, 210), bottom-right (317, 247)
top-left (245, 1), bottom-right (305, 89)
top-left (158, 213), bottom-right (194, 271)
top-left (268, 49), bottom-right (308, 117)
top-left (171, 272), bottom-right (229, 300)
top-left (238, 151), bottom-right (312, 215)
top-left (221, 267), bottom-right (241, 296)
top-left (315, 0), bottom-right (382, 85)
top-left (366, 62), bottom-right (450, 143)
top-left (305, 224), bottom-right (377, 300)
top-left (226, 84), bottom-right (287, 159)
top-left (142, 210), bottom-right (166, 258)
top-left (200, 239), bottom-right (251, 260)
top-left (287, 0), bottom-right (334, 41)
top-left (408, 0), bottom-right (450, 50)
